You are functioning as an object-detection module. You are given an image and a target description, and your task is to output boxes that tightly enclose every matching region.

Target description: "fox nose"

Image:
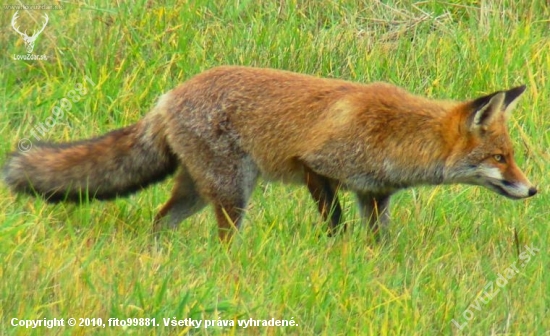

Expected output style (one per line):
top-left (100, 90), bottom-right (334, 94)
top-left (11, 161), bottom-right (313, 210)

top-left (528, 187), bottom-right (537, 197)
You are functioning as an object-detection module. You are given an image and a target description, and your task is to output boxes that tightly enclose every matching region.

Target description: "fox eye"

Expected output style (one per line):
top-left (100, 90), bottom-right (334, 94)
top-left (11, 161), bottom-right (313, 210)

top-left (493, 154), bottom-right (506, 163)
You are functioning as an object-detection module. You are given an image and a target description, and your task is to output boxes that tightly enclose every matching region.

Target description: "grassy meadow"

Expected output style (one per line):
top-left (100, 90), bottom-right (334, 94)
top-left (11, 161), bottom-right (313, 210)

top-left (1, 1), bottom-right (549, 335)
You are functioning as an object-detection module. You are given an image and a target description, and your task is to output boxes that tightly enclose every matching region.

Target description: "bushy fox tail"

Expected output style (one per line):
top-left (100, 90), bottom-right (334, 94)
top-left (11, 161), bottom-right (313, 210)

top-left (3, 110), bottom-right (178, 202)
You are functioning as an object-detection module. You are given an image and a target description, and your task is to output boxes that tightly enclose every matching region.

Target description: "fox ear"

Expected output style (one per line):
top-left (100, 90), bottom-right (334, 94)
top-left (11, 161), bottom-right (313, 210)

top-left (502, 85), bottom-right (526, 118)
top-left (469, 92), bottom-right (505, 132)
top-left (469, 85), bottom-right (526, 131)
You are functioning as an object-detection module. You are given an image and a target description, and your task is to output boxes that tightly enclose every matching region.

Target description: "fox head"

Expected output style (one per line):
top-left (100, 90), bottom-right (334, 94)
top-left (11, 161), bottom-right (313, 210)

top-left (446, 85), bottom-right (537, 199)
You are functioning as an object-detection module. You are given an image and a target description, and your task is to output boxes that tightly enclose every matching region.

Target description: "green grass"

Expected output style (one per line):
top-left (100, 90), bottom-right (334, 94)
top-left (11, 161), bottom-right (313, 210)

top-left (1, 1), bottom-right (549, 335)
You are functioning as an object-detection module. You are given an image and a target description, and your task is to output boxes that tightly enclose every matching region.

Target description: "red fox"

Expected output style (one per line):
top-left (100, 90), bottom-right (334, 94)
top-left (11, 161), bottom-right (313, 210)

top-left (3, 66), bottom-right (537, 241)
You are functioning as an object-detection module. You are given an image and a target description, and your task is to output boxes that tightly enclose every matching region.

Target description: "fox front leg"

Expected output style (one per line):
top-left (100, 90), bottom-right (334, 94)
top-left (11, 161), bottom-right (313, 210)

top-left (304, 166), bottom-right (344, 235)
top-left (356, 192), bottom-right (392, 240)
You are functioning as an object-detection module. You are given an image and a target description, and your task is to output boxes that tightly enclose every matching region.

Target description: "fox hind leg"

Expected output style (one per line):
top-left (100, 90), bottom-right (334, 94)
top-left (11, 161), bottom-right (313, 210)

top-left (213, 202), bottom-right (247, 242)
top-left (356, 192), bottom-right (391, 240)
top-left (154, 168), bottom-right (207, 232)
top-left (199, 155), bottom-right (259, 242)
top-left (304, 166), bottom-right (344, 235)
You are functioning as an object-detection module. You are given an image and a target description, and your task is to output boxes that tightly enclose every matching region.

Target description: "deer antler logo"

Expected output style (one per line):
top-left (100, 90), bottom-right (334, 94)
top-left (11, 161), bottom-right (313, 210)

top-left (11, 11), bottom-right (49, 54)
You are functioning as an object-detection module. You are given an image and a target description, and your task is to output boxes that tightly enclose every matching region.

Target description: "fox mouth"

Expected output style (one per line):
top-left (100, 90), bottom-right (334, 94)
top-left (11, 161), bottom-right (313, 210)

top-left (486, 181), bottom-right (529, 200)
top-left (489, 183), bottom-right (523, 199)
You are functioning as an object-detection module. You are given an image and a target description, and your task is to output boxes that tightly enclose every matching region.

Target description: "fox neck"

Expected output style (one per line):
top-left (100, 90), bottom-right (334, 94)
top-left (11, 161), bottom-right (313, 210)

top-left (438, 105), bottom-right (475, 184)
top-left (376, 109), bottom-right (465, 190)
top-left (343, 131), bottom-right (449, 196)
